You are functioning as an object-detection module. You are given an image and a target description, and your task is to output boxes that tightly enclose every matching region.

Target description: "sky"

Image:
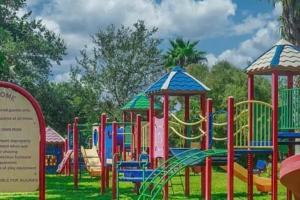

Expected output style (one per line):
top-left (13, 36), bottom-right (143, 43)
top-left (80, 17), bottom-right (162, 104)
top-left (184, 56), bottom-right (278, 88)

top-left (24, 0), bottom-right (282, 82)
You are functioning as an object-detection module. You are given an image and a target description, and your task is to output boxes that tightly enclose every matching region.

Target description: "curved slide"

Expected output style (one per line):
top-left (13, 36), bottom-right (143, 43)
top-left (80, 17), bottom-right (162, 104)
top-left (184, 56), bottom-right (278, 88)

top-left (81, 146), bottom-right (101, 177)
top-left (280, 154), bottom-right (300, 200)
top-left (221, 163), bottom-right (271, 193)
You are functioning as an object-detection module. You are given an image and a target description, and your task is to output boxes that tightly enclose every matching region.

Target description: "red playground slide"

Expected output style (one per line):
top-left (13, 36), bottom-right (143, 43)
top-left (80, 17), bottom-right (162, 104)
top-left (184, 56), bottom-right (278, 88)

top-left (280, 154), bottom-right (300, 200)
top-left (56, 150), bottom-right (73, 174)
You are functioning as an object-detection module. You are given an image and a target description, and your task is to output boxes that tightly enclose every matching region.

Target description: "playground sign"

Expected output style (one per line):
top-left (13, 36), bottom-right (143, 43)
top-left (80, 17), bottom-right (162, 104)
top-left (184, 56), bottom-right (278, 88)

top-left (0, 82), bottom-right (45, 199)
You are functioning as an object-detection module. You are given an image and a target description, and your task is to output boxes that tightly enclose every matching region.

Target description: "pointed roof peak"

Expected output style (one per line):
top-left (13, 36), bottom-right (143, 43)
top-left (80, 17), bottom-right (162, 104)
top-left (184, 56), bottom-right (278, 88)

top-left (245, 39), bottom-right (300, 75)
top-left (171, 66), bottom-right (186, 72)
top-left (275, 39), bottom-right (293, 46)
top-left (145, 67), bottom-right (210, 95)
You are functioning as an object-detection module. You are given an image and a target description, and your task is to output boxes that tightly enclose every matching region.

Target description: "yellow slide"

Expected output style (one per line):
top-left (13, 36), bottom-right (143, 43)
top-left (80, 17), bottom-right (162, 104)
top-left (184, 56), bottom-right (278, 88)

top-left (221, 163), bottom-right (271, 192)
top-left (81, 146), bottom-right (101, 177)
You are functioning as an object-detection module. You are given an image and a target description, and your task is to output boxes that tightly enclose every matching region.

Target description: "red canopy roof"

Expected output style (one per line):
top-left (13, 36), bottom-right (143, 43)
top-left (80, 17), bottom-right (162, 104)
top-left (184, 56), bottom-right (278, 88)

top-left (46, 126), bottom-right (65, 144)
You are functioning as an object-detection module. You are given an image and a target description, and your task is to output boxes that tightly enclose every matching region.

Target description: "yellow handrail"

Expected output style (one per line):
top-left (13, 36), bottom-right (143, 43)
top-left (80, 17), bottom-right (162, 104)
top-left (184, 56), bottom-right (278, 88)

top-left (169, 126), bottom-right (206, 140)
top-left (170, 113), bottom-right (206, 126)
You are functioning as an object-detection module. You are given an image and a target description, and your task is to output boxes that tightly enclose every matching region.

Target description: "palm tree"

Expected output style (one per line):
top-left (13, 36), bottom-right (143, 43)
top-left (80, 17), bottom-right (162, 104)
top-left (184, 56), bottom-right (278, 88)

top-left (271, 0), bottom-right (300, 45)
top-left (164, 38), bottom-right (206, 69)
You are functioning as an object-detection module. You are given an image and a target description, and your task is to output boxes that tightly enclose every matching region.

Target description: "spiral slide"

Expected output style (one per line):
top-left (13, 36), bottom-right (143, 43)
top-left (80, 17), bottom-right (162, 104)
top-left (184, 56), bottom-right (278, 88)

top-left (280, 154), bottom-right (300, 200)
top-left (221, 163), bottom-right (271, 192)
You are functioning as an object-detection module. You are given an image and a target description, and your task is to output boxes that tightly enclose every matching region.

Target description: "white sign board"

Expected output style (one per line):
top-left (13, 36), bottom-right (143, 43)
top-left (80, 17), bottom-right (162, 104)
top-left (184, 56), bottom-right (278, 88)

top-left (0, 87), bottom-right (40, 192)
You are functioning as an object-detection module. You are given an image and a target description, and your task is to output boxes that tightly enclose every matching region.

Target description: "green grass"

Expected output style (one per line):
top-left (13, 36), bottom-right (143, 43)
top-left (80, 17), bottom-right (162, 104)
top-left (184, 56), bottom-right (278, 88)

top-left (0, 170), bottom-right (286, 199)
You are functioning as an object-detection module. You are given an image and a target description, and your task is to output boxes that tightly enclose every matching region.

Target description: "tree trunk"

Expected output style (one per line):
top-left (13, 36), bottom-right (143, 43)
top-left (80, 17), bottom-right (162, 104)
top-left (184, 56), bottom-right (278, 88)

top-left (281, 0), bottom-right (300, 46)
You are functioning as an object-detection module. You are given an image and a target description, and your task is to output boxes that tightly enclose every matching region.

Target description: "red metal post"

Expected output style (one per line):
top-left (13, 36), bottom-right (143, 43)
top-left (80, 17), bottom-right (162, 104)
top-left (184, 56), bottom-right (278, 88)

top-left (130, 111), bottom-right (135, 158)
top-left (184, 96), bottom-right (190, 196)
top-left (149, 95), bottom-right (155, 168)
top-left (205, 99), bottom-right (212, 200)
top-left (146, 110), bottom-right (150, 121)
top-left (200, 94), bottom-right (206, 198)
top-left (287, 73), bottom-right (293, 200)
top-left (272, 72), bottom-right (279, 200)
top-left (66, 123), bottom-right (71, 176)
top-left (163, 94), bottom-right (169, 200)
top-left (100, 113), bottom-right (107, 194)
top-left (63, 138), bottom-right (67, 175)
top-left (136, 115), bottom-right (142, 159)
top-left (39, 110), bottom-right (46, 200)
top-left (112, 122), bottom-right (118, 200)
top-left (64, 138), bottom-right (68, 175)
top-left (227, 97), bottom-right (234, 200)
top-left (105, 167), bottom-right (109, 188)
top-left (247, 74), bottom-right (254, 200)
top-left (122, 111), bottom-right (127, 161)
top-left (73, 117), bottom-right (79, 189)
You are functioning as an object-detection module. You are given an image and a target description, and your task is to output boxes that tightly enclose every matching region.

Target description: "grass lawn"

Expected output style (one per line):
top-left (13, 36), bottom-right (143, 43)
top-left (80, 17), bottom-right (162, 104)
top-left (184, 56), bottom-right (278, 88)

top-left (0, 170), bottom-right (286, 199)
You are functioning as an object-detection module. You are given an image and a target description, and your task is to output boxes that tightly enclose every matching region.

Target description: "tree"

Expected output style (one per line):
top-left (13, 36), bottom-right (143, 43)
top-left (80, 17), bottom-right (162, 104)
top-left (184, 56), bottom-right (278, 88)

top-left (0, 0), bottom-right (66, 87)
top-left (164, 38), bottom-right (206, 69)
top-left (269, 0), bottom-right (300, 45)
top-left (0, 0), bottom-right (66, 133)
top-left (72, 21), bottom-right (163, 121)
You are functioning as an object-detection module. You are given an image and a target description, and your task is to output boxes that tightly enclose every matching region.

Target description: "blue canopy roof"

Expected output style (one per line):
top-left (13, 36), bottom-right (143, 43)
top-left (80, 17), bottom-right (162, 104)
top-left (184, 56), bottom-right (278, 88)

top-left (145, 66), bottom-right (210, 95)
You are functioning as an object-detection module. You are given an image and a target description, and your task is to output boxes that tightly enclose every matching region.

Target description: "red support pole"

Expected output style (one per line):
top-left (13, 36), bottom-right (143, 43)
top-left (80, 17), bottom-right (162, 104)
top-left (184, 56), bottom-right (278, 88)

top-left (130, 111), bottom-right (135, 159)
top-left (287, 73), bottom-right (293, 200)
top-left (112, 122), bottom-right (117, 200)
top-left (149, 95), bottom-right (155, 168)
top-left (73, 117), bottom-right (79, 189)
top-left (136, 115), bottom-right (142, 159)
top-left (106, 167), bottom-right (109, 188)
top-left (227, 97), bottom-right (234, 200)
top-left (200, 94), bottom-right (206, 198)
top-left (66, 123), bottom-right (71, 176)
top-left (122, 111), bottom-right (127, 161)
top-left (64, 138), bottom-right (68, 175)
top-left (100, 113), bottom-right (107, 194)
top-left (163, 94), bottom-right (169, 200)
top-left (247, 74), bottom-right (254, 200)
top-left (184, 96), bottom-right (190, 196)
top-left (272, 72), bottom-right (279, 200)
top-left (62, 138), bottom-right (67, 175)
top-left (146, 110), bottom-right (150, 122)
top-left (205, 99), bottom-right (212, 200)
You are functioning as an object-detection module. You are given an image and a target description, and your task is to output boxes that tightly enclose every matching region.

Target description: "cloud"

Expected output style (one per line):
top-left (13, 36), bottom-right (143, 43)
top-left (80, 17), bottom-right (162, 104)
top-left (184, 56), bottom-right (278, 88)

top-left (52, 72), bottom-right (70, 83)
top-left (25, 0), bottom-right (282, 81)
top-left (232, 2), bottom-right (281, 36)
top-left (207, 3), bottom-right (282, 68)
top-left (214, 20), bottom-right (280, 68)
top-left (25, 0), bottom-right (238, 82)
top-left (232, 14), bottom-right (271, 35)
top-left (33, 0), bottom-right (236, 39)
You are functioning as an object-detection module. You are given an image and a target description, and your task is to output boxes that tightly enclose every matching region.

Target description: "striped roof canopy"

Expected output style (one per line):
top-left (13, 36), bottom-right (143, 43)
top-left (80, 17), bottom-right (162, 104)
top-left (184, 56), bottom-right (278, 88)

top-left (145, 66), bottom-right (210, 95)
top-left (46, 126), bottom-right (65, 144)
top-left (246, 39), bottom-right (300, 75)
top-left (121, 93), bottom-right (161, 111)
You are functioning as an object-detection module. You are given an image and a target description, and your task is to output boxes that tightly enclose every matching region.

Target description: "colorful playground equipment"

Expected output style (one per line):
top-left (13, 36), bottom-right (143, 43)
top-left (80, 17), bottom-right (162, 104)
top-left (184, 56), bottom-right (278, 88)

top-left (45, 127), bottom-right (65, 174)
top-left (60, 39), bottom-right (300, 200)
top-left (81, 146), bottom-right (101, 177)
top-left (280, 154), bottom-right (300, 200)
top-left (221, 163), bottom-right (271, 193)
top-left (136, 39), bottom-right (300, 200)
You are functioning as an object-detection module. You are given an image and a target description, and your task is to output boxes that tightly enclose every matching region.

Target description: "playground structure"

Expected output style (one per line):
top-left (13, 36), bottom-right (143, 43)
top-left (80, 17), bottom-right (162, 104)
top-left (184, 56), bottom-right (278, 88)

top-left (46, 127), bottom-right (65, 174)
top-left (58, 39), bottom-right (300, 200)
